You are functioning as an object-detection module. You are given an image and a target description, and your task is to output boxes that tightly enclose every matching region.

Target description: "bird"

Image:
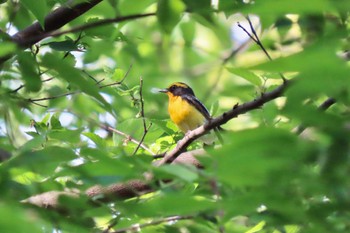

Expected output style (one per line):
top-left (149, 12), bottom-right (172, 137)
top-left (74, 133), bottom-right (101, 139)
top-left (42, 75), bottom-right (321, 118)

top-left (159, 82), bottom-right (222, 144)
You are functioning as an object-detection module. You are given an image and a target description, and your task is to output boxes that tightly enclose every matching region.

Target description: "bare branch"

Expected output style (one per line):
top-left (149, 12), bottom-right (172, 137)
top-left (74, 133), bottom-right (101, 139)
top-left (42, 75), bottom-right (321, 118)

top-left (45, 13), bottom-right (156, 40)
top-left (0, 0), bottom-right (155, 65)
top-left (24, 149), bottom-right (205, 208)
top-left (237, 17), bottom-right (286, 81)
top-left (11, 0), bottom-right (103, 48)
top-left (132, 77), bottom-right (153, 155)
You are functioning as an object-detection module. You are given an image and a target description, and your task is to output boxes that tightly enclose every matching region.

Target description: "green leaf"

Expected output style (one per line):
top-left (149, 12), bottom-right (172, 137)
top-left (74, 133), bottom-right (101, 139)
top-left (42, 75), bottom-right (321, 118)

top-left (118, 0), bottom-right (155, 15)
top-left (209, 128), bottom-right (304, 187)
top-left (122, 193), bottom-right (215, 217)
top-left (84, 17), bottom-right (116, 38)
top-left (24, 131), bottom-right (39, 137)
top-left (0, 41), bottom-right (17, 57)
top-left (241, 0), bottom-right (333, 27)
top-left (157, 0), bottom-right (185, 34)
top-left (0, 203), bottom-right (44, 233)
top-left (182, 0), bottom-right (213, 22)
top-left (66, 156), bottom-right (136, 184)
top-left (17, 51), bottom-right (42, 92)
top-left (46, 39), bottom-right (78, 51)
top-left (157, 164), bottom-right (198, 182)
top-left (19, 0), bottom-right (48, 28)
top-left (226, 67), bottom-right (262, 86)
top-left (50, 115), bottom-right (62, 130)
top-left (82, 132), bottom-right (106, 148)
top-left (112, 68), bottom-right (125, 82)
top-left (180, 20), bottom-right (196, 45)
top-left (8, 146), bottom-right (76, 175)
top-left (41, 53), bottom-right (110, 109)
top-left (48, 128), bottom-right (83, 144)
top-left (253, 37), bottom-right (350, 100)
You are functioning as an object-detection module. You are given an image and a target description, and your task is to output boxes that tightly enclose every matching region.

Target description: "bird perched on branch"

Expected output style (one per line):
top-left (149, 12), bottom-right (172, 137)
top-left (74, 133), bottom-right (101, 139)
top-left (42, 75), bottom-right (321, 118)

top-left (159, 82), bottom-right (222, 144)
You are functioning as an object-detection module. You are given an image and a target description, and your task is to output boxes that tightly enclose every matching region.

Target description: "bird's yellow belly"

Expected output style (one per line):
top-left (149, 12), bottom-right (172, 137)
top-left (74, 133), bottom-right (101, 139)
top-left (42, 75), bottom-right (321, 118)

top-left (168, 96), bottom-right (206, 133)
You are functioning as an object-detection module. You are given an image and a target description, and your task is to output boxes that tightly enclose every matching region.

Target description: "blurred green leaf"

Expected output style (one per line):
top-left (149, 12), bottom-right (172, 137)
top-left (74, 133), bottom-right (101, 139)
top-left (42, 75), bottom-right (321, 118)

top-left (82, 132), bottom-right (106, 148)
top-left (156, 164), bottom-right (198, 182)
top-left (17, 51), bottom-right (42, 92)
top-left (8, 146), bottom-right (76, 175)
top-left (122, 193), bottom-right (215, 217)
top-left (112, 68), bottom-right (125, 82)
top-left (46, 39), bottom-right (79, 51)
top-left (226, 67), bottom-right (262, 86)
top-left (41, 53), bottom-right (110, 110)
top-left (157, 0), bottom-right (185, 34)
top-left (50, 115), bottom-right (62, 130)
top-left (0, 203), bottom-right (44, 233)
top-left (19, 0), bottom-right (48, 27)
top-left (48, 128), bottom-right (83, 144)
top-left (118, 0), bottom-right (155, 14)
top-left (209, 128), bottom-right (305, 187)
top-left (0, 41), bottom-right (17, 57)
top-left (180, 20), bottom-right (196, 45)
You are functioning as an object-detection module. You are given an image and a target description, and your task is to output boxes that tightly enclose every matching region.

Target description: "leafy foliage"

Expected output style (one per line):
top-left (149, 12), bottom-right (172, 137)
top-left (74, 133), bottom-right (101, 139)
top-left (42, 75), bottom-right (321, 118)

top-left (0, 0), bottom-right (350, 232)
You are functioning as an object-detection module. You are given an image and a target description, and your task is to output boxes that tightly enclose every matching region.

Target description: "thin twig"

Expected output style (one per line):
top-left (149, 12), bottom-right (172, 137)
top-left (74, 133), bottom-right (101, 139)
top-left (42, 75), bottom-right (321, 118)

top-left (28, 91), bottom-right (79, 102)
top-left (63, 31), bottom-right (84, 59)
top-left (99, 63), bottom-right (133, 89)
top-left (32, 13), bottom-right (156, 44)
top-left (26, 64), bottom-right (132, 104)
top-left (102, 219), bottom-right (118, 233)
top-left (246, 16), bottom-right (272, 61)
top-left (238, 16), bottom-right (286, 81)
top-left (112, 216), bottom-right (193, 233)
top-left (28, 101), bottom-right (48, 108)
top-left (101, 124), bottom-right (155, 155)
top-left (10, 77), bottom-right (55, 93)
top-left (132, 77), bottom-right (153, 155)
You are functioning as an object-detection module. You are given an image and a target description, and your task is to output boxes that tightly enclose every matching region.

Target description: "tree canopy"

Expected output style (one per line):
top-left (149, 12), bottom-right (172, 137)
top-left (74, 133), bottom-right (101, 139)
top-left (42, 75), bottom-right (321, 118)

top-left (1, 0), bottom-right (350, 232)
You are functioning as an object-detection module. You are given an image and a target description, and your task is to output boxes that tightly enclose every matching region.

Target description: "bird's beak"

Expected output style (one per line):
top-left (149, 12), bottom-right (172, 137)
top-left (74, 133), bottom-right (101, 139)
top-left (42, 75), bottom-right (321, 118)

top-left (159, 88), bottom-right (168, 93)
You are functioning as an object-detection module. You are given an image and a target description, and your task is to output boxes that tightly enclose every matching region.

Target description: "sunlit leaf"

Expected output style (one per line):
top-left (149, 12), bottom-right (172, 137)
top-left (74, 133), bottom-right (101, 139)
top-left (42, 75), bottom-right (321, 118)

top-left (0, 42), bottom-right (17, 57)
top-left (226, 67), bottom-right (262, 86)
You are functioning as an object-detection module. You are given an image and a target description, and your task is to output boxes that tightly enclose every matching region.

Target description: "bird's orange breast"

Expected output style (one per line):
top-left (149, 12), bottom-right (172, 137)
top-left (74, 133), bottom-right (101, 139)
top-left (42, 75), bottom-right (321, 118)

top-left (167, 94), bottom-right (206, 133)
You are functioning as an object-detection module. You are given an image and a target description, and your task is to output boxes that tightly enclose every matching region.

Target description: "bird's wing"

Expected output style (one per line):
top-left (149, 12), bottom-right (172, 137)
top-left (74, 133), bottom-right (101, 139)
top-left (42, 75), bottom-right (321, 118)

top-left (182, 94), bottom-right (211, 120)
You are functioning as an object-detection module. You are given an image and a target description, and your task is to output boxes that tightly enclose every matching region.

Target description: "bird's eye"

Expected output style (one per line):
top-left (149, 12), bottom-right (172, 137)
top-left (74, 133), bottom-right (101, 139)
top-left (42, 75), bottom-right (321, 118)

top-left (169, 85), bottom-right (176, 91)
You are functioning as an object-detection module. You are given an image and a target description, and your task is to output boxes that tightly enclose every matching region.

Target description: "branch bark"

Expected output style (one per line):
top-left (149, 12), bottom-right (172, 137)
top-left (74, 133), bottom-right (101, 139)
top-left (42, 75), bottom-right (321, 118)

top-left (0, 0), bottom-right (103, 65)
top-left (23, 149), bottom-right (204, 208)
top-left (1, 0), bottom-right (155, 65)
top-left (12, 0), bottom-right (103, 48)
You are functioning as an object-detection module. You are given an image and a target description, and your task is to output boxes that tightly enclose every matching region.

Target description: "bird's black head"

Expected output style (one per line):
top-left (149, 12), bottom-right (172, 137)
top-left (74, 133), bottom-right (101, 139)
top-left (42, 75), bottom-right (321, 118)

top-left (159, 82), bottom-right (195, 97)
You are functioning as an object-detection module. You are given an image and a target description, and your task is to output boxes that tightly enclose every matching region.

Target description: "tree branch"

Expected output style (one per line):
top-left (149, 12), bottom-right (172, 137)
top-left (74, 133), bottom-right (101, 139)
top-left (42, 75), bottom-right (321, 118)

top-left (12, 0), bottom-right (103, 48)
top-left (0, 0), bottom-right (155, 65)
top-left (157, 81), bottom-right (290, 165)
top-left (23, 149), bottom-right (204, 208)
